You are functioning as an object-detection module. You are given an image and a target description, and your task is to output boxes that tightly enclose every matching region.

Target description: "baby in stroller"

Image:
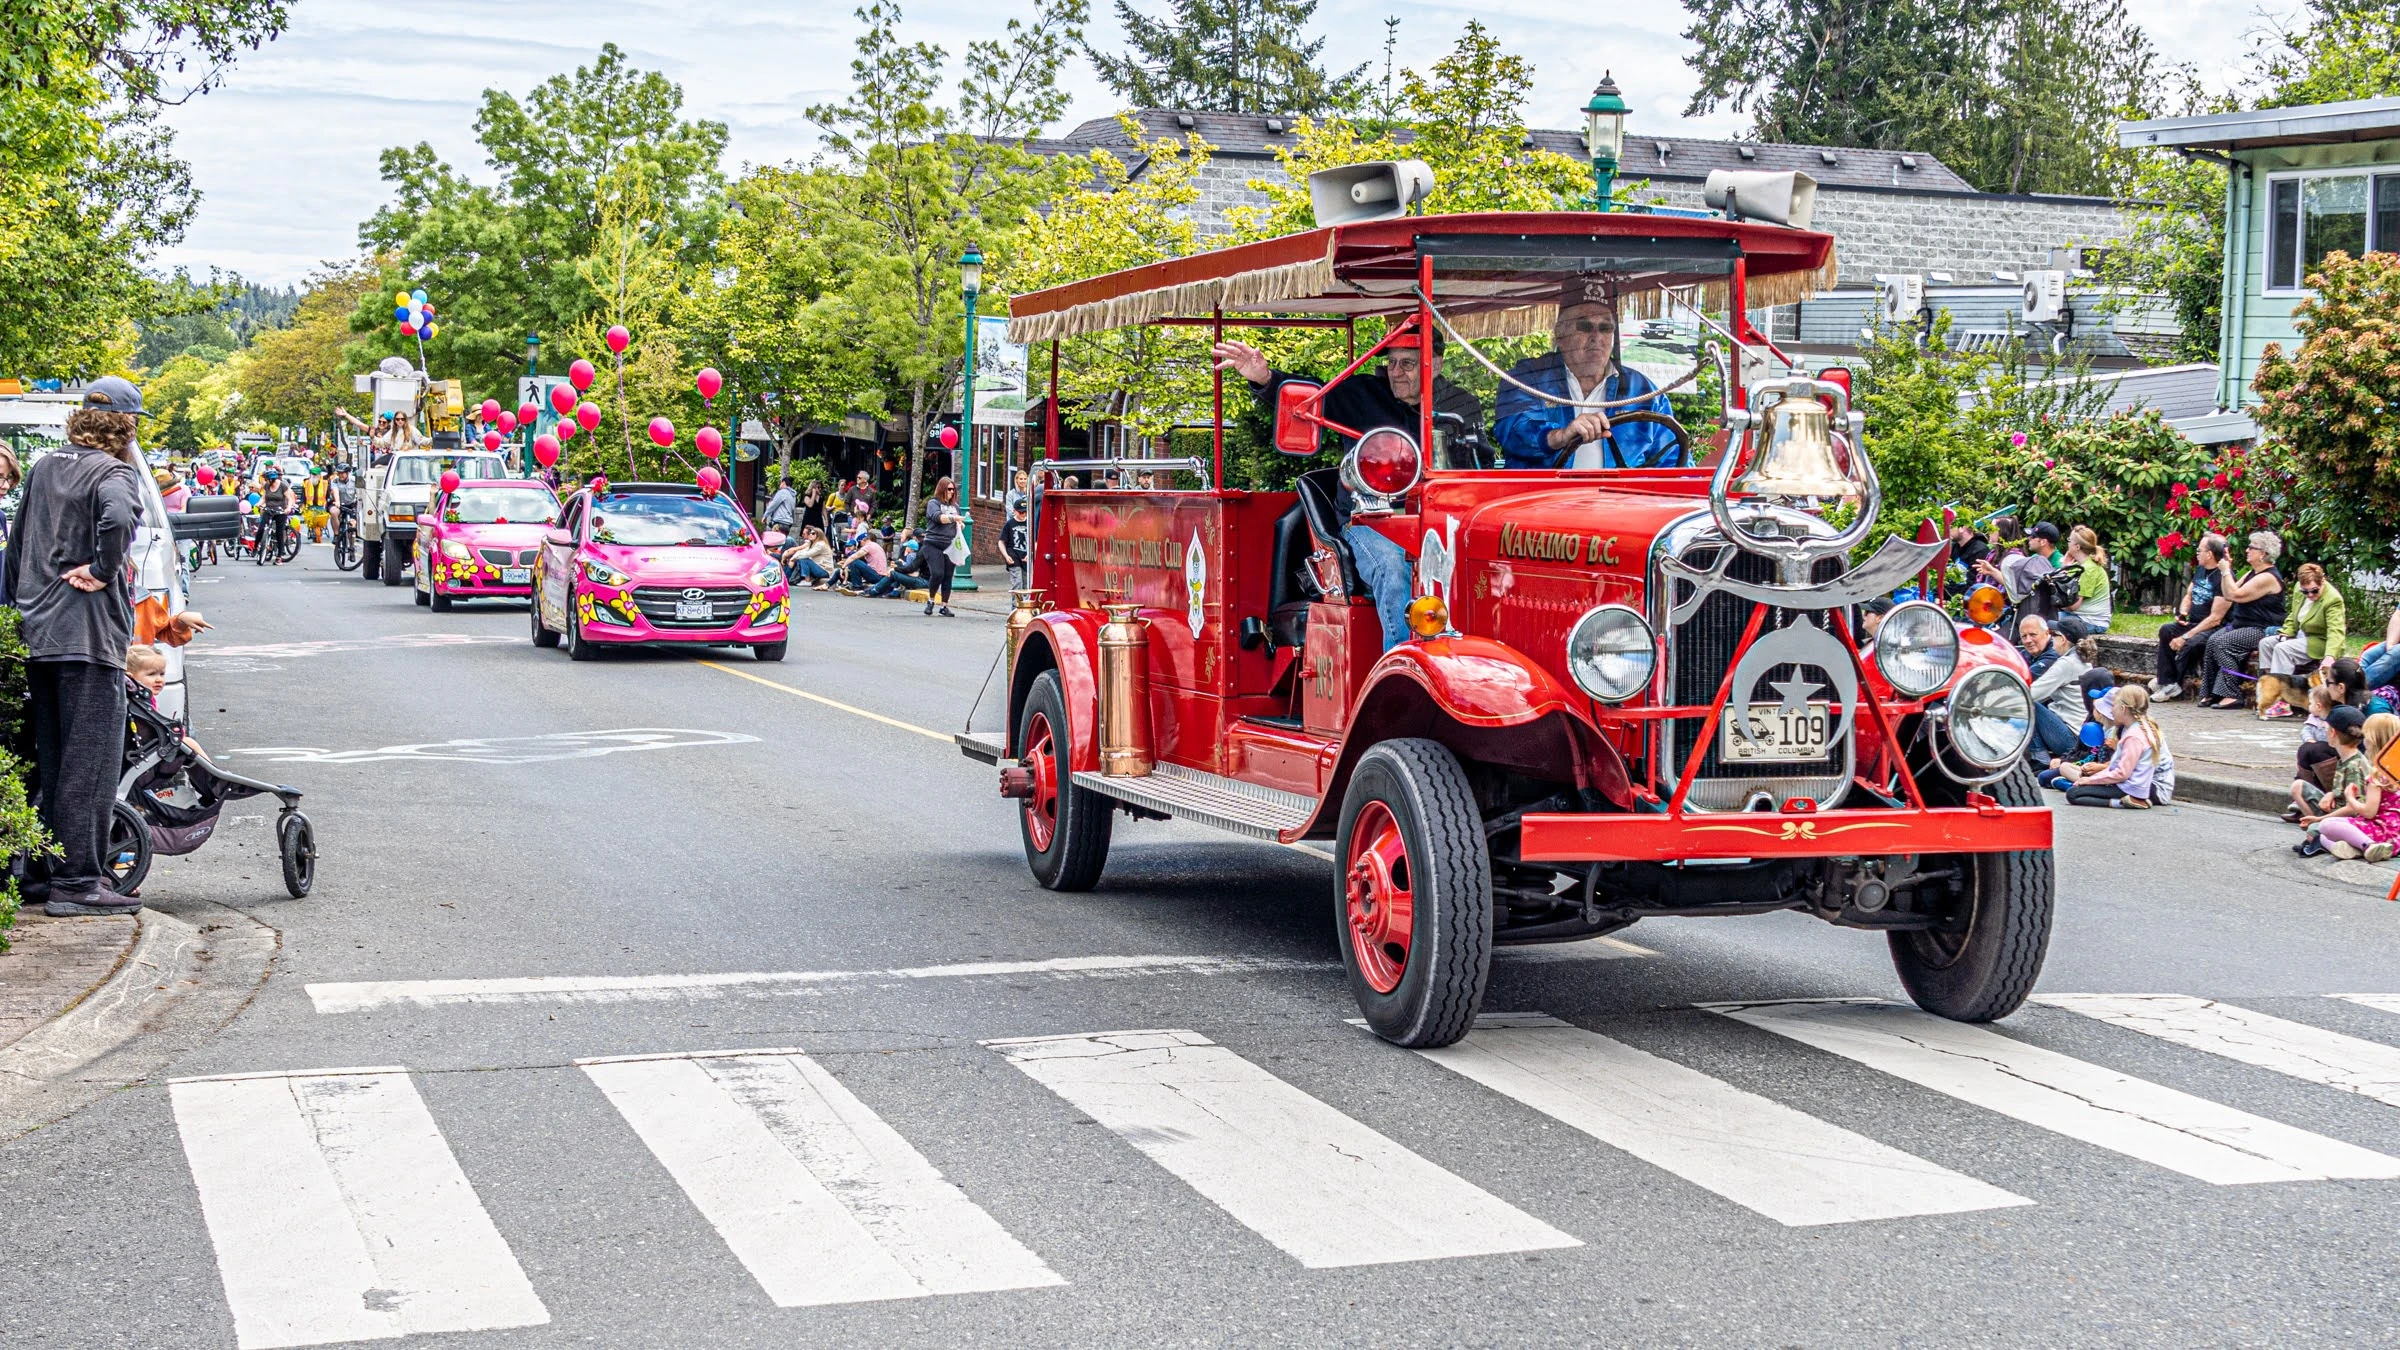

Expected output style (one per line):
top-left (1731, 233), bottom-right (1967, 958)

top-left (117, 645), bottom-right (316, 898)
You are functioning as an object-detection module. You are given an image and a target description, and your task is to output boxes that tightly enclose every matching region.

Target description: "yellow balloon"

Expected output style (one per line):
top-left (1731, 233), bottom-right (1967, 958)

top-left (394, 291), bottom-right (412, 307)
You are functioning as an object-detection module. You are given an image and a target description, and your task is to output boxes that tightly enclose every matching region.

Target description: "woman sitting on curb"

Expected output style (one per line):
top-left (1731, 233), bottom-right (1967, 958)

top-left (2050, 684), bottom-right (2174, 808)
top-left (2256, 562), bottom-right (2345, 719)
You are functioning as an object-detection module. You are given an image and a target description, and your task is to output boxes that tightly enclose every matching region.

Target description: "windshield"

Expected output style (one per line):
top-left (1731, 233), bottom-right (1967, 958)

top-left (589, 494), bottom-right (752, 547)
top-left (447, 487), bottom-right (559, 525)
top-left (393, 454), bottom-right (504, 485)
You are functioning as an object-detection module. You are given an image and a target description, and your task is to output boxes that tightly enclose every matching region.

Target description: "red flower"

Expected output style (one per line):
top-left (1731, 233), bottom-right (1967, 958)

top-left (2210, 472), bottom-right (2230, 488)
top-left (2169, 481), bottom-right (2189, 499)
top-left (2190, 500), bottom-right (2209, 518)
top-left (2157, 531), bottom-right (2187, 558)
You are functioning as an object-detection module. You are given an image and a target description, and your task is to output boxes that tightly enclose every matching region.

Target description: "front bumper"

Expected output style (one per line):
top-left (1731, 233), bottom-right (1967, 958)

top-left (1516, 805), bottom-right (2052, 863)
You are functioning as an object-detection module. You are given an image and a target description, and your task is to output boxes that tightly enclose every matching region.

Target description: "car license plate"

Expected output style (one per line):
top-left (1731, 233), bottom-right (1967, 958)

top-left (1722, 702), bottom-right (1832, 762)
top-left (500, 566), bottom-right (530, 584)
top-left (675, 597), bottom-right (712, 621)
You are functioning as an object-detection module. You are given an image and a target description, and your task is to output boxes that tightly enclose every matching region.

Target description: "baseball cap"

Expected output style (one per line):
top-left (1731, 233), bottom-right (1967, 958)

top-left (2330, 704), bottom-right (2367, 735)
top-left (2029, 522), bottom-right (2062, 544)
top-left (80, 375), bottom-right (147, 418)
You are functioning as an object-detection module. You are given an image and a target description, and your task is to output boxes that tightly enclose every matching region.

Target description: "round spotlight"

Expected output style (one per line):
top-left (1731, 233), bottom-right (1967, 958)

top-left (1566, 604), bottom-right (1655, 703)
top-left (1874, 600), bottom-right (1959, 697)
top-left (1946, 666), bottom-right (2034, 768)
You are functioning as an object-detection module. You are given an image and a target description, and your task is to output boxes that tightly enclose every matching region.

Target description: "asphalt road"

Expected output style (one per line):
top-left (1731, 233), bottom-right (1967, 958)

top-left (6, 544), bottom-right (2400, 1348)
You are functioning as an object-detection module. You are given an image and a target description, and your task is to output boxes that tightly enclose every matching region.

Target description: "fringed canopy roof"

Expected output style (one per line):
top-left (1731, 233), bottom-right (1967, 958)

top-left (1005, 212), bottom-right (1837, 345)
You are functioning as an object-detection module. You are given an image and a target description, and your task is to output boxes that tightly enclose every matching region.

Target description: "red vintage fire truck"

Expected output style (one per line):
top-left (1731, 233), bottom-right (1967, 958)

top-left (961, 188), bottom-right (2051, 1049)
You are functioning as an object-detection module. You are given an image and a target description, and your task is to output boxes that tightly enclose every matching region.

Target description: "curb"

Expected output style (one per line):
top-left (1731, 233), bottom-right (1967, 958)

top-left (2168, 770), bottom-right (2291, 818)
top-left (0, 901), bottom-right (278, 1142)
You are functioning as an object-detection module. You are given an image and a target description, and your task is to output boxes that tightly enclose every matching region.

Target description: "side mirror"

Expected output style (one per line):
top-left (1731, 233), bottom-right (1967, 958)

top-left (543, 528), bottom-right (574, 548)
top-left (761, 530), bottom-right (788, 549)
top-left (1273, 380), bottom-right (1323, 456)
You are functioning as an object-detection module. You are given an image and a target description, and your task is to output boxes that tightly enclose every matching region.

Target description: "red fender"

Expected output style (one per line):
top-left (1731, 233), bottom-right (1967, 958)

top-left (1021, 610), bottom-right (1104, 774)
top-left (1343, 635), bottom-right (1634, 809)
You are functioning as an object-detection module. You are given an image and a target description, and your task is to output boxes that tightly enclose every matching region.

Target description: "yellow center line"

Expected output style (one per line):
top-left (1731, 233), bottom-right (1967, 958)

top-left (696, 660), bottom-right (954, 743)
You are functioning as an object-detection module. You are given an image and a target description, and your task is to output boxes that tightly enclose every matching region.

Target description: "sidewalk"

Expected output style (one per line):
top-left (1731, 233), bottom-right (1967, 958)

top-left (2094, 633), bottom-right (2299, 816)
top-left (0, 912), bottom-right (140, 1050)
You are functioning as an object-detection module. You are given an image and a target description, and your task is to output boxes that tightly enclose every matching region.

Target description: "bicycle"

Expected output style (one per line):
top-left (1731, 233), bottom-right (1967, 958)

top-left (331, 501), bottom-right (361, 572)
top-left (255, 512), bottom-right (299, 566)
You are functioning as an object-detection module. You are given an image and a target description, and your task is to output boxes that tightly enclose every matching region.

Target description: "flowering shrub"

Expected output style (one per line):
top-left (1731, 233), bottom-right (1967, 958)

top-left (2252, 250), bottom-right (2400, 573)
top-left (2001, 409), bottom-right (2214, 583)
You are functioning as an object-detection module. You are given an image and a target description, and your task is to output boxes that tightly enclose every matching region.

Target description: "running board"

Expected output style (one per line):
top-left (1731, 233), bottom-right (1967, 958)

top-left (956, 731), bottom-right (1007, 764)
top-left (1072, 763), bottom-right (1317, 840)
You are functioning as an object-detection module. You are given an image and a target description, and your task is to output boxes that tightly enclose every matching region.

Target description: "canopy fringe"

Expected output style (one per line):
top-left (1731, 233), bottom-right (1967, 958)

top-left (1007, 239), bottom-right (1337, 344)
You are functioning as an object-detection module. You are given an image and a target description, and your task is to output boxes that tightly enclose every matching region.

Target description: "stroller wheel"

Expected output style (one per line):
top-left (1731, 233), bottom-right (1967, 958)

top-left (279, 810), bottom-right (316, 898)
top-left (106, 800), bottom-right (154, 896)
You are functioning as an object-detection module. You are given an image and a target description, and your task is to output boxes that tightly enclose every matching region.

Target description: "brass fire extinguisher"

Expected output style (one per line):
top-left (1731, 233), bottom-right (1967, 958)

top-left (1005, 589), bottom-right (1044, 685)
top-left (1097, 602), bottom-right (1153, 777)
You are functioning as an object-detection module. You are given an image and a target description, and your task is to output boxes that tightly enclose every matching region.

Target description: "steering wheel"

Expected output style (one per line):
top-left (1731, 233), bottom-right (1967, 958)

top-left (1600, 410), bottom-right (1692, 467)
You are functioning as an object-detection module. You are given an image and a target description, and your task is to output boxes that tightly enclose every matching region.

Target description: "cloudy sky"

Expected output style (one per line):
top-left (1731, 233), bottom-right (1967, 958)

top-left (156, 0), bottom-right (2289, 285)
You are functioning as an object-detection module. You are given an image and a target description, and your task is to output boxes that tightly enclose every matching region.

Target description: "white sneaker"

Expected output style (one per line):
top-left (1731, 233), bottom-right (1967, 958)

top-left (2327, 839), bottom-right (2362, 860)
top-left (2368, 842), bottom-right (2395, 864)
top-left (2152, 683), bottom-right (2184, 701)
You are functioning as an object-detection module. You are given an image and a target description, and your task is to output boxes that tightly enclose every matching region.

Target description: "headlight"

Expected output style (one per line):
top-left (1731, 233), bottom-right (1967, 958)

top-left (1565, 604), bottom-right (1654, 703)
top-left (439, 539), bottom-right (472, 561)
top-left (581, 559), bottom-right (632, 588)
top-left (1874, 601), bottom-right (1958, 697)
top-left (1946, 667), bottom-right (2033, 768)
top-left (750, 561), bottom-right (784, 589)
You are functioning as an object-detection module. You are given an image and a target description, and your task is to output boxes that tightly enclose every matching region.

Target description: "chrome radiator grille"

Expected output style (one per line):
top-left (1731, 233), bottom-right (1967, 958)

top-left (1660, 542), bottom-right (1850, 811)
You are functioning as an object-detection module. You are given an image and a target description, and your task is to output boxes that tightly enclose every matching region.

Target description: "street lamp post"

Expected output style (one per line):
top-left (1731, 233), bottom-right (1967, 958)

top-left (952, 242), bottom-right (984, 592)
top-left (1584, 73), bottom-right (1628, 213)
top-left (521, 333), bottom-right (541, 474)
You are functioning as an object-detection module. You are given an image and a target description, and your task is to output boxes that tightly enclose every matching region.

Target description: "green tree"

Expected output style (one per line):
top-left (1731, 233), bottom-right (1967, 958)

top-left (239, 261), bottom-right (381, 434)
top-left (2251, 250), bottom-right (2400, 574)
top-left (2256, 1), bottom-right (2400, 106)
top-left (354, 44), bottom-right (729, 403)
top-left (1087, 0), bottom-right (1366, 114)
top-left (2095, 72), bottom-right (2231, 363)
top-left (1680, 0), bottom-right (2153, 195)
top-left (802, 0), bottom-right (1088, 527)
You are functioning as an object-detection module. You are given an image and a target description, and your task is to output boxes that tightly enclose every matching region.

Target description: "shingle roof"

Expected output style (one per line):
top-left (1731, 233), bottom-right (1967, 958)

top-left (1061, 110), bottom-right (1978, 194)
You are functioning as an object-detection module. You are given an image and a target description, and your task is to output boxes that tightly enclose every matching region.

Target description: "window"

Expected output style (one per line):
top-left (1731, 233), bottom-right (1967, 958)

top-left (2265, 170), bottom-right (2400, 291)
top-left (588, 493), bottom-right (753, 547)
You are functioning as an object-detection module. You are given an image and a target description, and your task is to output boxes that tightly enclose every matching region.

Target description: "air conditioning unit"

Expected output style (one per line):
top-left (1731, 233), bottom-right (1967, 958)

top-left (2021, 269), bottom-right (2067, 323)
top-left (1877, 273), bottom-right (1924, 325)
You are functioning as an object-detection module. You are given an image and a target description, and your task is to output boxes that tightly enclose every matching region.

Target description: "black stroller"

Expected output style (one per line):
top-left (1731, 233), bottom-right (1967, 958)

top-left (112, 688), bottom-right (316, 898)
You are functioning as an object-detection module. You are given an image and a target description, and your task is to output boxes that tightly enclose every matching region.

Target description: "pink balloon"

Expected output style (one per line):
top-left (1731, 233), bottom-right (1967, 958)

top-left (647, 417), bottom-right (674, 448)
top-left (549, 383), bottom-right (576, 415)
top-left (496, 411), bottom-right (517, 434)
top-left (195, 465), bottom-right (217, 486)
top-left (557, 420), bottom-right (578, 442)
top-left (481, 430), bottom-right (503, 452)
top-left (937, 424), bottom-right (959, 450)
top-left (518, 401), bottom-right (539, 426)
top-left (532, 435), bottom-right (560, 468)
top-left (479, 398), bottom-right (502, 423)
top-left (696, 466), bottom-right (723, 497)
top-left (695, 426), bottom-right (723, 459)
top-left (439, 470), bottom-right (462, 493)
top-left (576, 401), bottom-right (601, 431)
top-left (568, 359), bottom-right (597, 392)
top-left (695, 367), bottom-right (722, 401)
top-left (605, 326), bottom-right (631, 354)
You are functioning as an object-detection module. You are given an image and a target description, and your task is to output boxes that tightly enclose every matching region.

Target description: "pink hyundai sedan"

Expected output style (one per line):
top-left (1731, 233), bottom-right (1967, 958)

top-left (530, 481), bottom-right (790, 662)
top-left (416, 479), bottom-right (561, 611)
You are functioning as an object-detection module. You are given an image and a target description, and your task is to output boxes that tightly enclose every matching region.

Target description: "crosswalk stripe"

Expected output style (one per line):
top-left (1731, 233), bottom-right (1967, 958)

top-left (988, 1029), bottom-right (1578, 1268)
top-left (579, 1049), bottom-right (1062, 1307)
top-left (2329, 993), bottom-right (2400, 1021)
top-left (2038, 995), bottom-right (2400, 1108)
top-left (1711, 1000), bottom-right (2400, 1185)
top-left (1412, 1013), bottom-right (2031, 1226)
top-left (170, 1068), bottom-right (549, 1349)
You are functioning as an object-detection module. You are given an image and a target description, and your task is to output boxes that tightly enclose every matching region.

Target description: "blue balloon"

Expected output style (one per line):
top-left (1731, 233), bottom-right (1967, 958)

top-left (411, 288), bottom-right (428, 304)
top-left (394, 305), bottom-right (411, 321)
top-left (2079, 721), bottom-right (2107, 748)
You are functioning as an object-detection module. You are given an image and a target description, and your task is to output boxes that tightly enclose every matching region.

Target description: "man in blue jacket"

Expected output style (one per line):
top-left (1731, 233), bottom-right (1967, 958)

top-left (1493, 281), bottom-right (1682, 469)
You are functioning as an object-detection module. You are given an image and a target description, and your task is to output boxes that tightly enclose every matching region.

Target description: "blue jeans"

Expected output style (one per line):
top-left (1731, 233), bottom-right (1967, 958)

top-left (2029, 702), bottom-right (2083, 765)
top-left (788, 558), bottom-right (831, 585)
top-left (1345, 524), bottom-right (1413, 651)
top-left (844, 560), bottom-right (886, 590)
top-left (2362, 643), bottom-right (2400, 691)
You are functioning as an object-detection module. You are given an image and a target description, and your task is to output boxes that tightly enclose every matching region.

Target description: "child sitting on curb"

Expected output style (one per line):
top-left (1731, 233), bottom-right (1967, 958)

top-left (2053, 684), bottom-right (2170, 808)
top-left (2301, 712), bottom-right (2400, 861)
top-left (2288, 703), bottom-right (2367, 828)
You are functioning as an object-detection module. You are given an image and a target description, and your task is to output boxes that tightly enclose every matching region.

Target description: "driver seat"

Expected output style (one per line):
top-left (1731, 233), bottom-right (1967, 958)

top-left (1295, 468), bottom-right (1360, 599)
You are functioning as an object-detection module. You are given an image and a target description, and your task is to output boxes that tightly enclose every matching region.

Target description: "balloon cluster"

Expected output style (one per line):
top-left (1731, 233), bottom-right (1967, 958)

top-left (393, 288), bottom-right (438, 339)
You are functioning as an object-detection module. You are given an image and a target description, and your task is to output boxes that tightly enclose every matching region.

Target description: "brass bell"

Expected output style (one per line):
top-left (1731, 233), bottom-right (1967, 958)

top-left (1732, 388), bottom-right (1859, 501)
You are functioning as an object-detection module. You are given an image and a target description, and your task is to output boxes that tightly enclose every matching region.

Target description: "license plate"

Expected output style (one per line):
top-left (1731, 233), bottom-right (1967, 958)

top-left (500, 566), bottom-right (530, 584)
top-left (1722, 702), bottom-right (1833, 762)
top-left (675, 598), bottom-right (712, 621)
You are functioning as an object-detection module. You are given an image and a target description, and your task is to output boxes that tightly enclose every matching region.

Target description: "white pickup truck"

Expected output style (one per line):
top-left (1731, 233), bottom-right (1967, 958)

top-left (358, 449), bottom-right (506, 585)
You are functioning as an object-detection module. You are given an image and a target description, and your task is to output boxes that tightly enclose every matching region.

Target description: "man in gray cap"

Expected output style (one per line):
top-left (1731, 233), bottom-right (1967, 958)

top-left (6, 376), bottom-right (148, 914)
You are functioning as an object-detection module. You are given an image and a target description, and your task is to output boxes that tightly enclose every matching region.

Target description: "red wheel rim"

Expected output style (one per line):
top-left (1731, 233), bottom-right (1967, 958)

top-left (1022, 711), bottom-right (1059, 852)
top-left (1344, 800), bottom-right (1413, 994)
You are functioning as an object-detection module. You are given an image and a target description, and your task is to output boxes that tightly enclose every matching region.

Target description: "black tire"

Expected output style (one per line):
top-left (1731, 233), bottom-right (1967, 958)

top-left (415, 580), bottom-right (431, 606)
top-left (1016, 669), bottom-right (1111, 890)
top-left (566, 605), bottom-right (597, 661)
top-left (361, 540), bottom-right (381, 582)
top-left (278, 810), bottom-right (316, 898)
top-left (104, 800), bottom-right (153, 897)
top-left (531, 591), bottom-right (559, 648)
top-left (1889, 761), bottom-right (2055, 1021)
top-left (277, 527), bottom-right (302, 563)
top-left (333, 527), bottom-right (360, 573)
top-left (752, 641), bottom-right (787, 662)
top-left (1335, 739), bottom-right (1493, 1048)
top-left (380, 535), bottom-right (407, 585)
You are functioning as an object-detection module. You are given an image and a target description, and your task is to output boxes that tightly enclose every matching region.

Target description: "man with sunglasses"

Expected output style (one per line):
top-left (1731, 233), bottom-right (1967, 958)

top-left (1493, 280), bottom-right (1682, 470)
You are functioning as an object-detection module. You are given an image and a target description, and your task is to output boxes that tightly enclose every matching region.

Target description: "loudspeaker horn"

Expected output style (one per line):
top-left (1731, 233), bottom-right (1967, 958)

top-left (1703, 169), bottom-right (1818, 230)
top-left (1307, 160), bottom-right (1436, 227)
